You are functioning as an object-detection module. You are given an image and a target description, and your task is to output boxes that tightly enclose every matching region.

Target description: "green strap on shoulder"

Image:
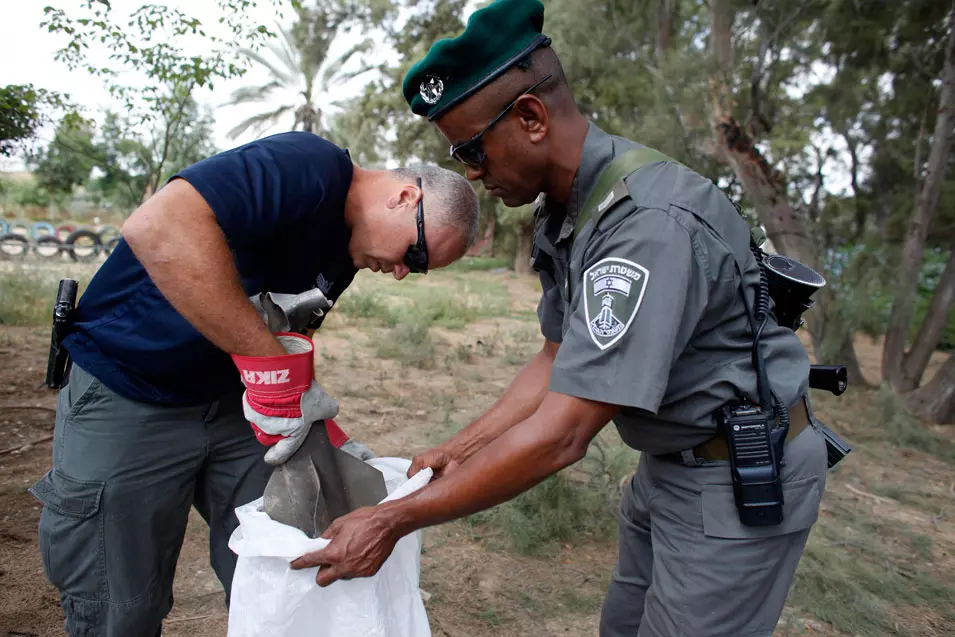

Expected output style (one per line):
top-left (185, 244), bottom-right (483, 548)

top-left (574, 146), bottom-right (677, 238)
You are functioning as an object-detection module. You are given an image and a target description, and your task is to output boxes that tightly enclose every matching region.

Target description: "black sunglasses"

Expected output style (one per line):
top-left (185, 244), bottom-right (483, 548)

top-left (449, 73), bottom-right (553, 169)
top-left (403, 177), bottom-right (429, 274)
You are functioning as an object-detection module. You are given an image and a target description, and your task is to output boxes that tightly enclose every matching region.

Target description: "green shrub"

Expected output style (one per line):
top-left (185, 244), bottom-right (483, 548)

top-left (334, 289), bottom-right (397, 326)
top-left (444, 256), bottom-right (512, 272)
top-left (374, 321), bottom-right (437, 369)
top-left (468, 472), bottom-right (616, 555)
top-left (467, 436), bottom-right (636, 555)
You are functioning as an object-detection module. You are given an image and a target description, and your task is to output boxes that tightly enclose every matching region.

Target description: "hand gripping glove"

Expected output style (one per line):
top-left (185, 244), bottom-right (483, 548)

top-left (231, 333), bottom-right (340, 465)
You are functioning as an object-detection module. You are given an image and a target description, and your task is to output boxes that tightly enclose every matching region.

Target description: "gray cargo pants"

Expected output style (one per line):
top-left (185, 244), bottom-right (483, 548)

top-left (599, 424), bottom-right (828, 637)
top-left (29, 364), bottom-right (272, 637)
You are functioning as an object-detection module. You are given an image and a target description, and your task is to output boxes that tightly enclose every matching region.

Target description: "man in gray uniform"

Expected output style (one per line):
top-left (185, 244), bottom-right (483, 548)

top-left (289, 1), bottom-right (828, 635)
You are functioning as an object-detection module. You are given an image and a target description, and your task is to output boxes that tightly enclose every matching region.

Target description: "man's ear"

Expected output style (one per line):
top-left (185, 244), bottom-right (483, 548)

top-left (391, 184), bottom-right (420, 210)
top-left (516, 96), bottom-right (548, 144)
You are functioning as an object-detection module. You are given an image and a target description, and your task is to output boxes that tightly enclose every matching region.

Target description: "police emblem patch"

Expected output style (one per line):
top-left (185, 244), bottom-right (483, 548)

top-left (583, 257), bottom-right (649, 350)
top-left (419, 75), bottom-right (444, 105)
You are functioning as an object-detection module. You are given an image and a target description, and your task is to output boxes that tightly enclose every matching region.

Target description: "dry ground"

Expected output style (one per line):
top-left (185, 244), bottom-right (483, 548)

top-left (0, 260), bottom-right (953, 637)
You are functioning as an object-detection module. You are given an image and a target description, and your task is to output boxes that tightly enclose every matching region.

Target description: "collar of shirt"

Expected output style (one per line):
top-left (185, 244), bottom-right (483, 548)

top-left (536, 122), bottom-right (618, 245)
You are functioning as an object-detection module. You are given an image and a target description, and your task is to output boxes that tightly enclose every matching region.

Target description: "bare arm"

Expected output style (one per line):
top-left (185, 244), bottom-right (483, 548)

top-left (431, 339), bottom-right (559, 464)
top-left (122, 178), bottom-right (285, 357)
top-left (396, 393), bottom-right (614, 529)
top-left (292, 392), bottom-right (618, 584)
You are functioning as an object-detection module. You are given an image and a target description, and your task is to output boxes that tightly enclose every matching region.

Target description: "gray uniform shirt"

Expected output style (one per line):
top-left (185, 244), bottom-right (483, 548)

top-left (533, 123), bottom-right (810, 455)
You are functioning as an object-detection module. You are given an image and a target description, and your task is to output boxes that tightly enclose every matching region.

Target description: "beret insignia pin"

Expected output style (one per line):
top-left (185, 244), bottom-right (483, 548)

top-left (419, 74), bottom-right (444, 104)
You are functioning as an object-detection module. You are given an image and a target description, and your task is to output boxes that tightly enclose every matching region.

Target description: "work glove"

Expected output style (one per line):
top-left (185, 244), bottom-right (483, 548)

top-left (231, 333), bottom-right (339, 465)
top-left (340, 438), bottom-right (377, 461)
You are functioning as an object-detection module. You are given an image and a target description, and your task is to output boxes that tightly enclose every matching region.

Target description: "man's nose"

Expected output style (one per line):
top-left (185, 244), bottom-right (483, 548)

top-left (465, 164), bottom-right (485, 181)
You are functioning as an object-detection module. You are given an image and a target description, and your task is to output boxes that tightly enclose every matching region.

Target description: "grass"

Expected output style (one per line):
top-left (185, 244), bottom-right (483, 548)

top-left (781, 381), bottom-right (955, 637)
top-left (374, 320), bottom-right (438, 369)
top-left (334, 289), bottom-right (398, 326)
top-left (465, 471), bottom-right (611, 555)
top-left (811, 383), bottom-right (955, 467)
top-left (871, 384), bottom-right (955, 465)
top-left (789, 522), bottom-right (955, 636)
top-left (444, 256), bottom-right (512, 272)
top-left (466, 433), bottom-right (635, 556)
top-left (0, 268), bottom-right (89, 326)
top-left (333, 273), bottom-right (513, 330)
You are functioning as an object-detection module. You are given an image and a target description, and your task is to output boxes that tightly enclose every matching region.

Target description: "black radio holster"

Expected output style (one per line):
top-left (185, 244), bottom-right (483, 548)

top-left (717, 403), bottom-right (785, 527)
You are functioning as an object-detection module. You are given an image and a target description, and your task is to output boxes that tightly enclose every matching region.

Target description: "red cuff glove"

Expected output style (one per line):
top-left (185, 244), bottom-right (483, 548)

top-left (231, 333), bottom-right (344, 465)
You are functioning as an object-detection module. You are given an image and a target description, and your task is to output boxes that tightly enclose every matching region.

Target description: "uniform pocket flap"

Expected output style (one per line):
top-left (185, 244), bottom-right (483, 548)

top-left (29, 470), bottom-right (104, 519)
top-left (701, 476), bottom-right (822, 539)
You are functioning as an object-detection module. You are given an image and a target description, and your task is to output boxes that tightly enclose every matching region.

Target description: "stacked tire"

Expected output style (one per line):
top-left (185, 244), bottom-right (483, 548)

top-left (98, 225), bottom-right (121, 255)
top-left (0, 232), bottom-right (30, 259)
top-left (64, 228), bottom-right (103, 262)
top-left (27, 222), bottom-right (63, 260)
top-left (0, 220), bottom-right (122, 261)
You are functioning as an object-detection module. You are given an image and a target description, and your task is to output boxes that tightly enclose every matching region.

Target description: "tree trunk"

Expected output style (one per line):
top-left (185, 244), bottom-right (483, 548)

top-left (709, 117), bottom-right (815, 267)
top-left (900, 248), bottom-right (955, 390)
top-left (907, 355), bottom-right (955, 424)
top-left (706, 0), bottom-right (864, 385)
top-left (813, 285), bottom-right (868, 386)
top-left (709, 0), bottom-right (733, 72)
top-left (513, 220), bottom-right (535, 275)
top-left (655, 0), bottom-right (672, 63)
top-left (883, 1), bottom-right (955, 389)
top-left (707, 0), bottom-right (813, 267)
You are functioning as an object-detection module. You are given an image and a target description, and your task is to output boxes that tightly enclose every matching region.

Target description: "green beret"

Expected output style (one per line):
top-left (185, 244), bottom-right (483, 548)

top-left (402, 0), bottom-right (551, 121)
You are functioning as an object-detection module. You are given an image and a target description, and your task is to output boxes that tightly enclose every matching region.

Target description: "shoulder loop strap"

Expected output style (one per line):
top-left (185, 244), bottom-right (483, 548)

top-left (574, 146), bottom-right (677, 239)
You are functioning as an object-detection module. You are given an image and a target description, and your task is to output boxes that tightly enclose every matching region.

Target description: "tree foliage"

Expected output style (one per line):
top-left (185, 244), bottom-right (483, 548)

top-left (0, 84), bottom-right (70, 157)
top-left (25, 1), bottom-right (270, 211)
top-left (32, 115), bottom-right (98, 203)
top-left (40, 0), bottom-right (292, 116)
top-left (27, 85), bottom-right (217, 214)
top-left (224, 4), bottom-right (374, 140)
top-left (86, 88), bottom-right (218, 210)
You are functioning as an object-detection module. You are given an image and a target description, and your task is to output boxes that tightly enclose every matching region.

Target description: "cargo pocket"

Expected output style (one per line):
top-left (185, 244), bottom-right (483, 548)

top-left (700, 476), bottom-right (823, 539)
top-left (29, 470), bottom-right (108, 600)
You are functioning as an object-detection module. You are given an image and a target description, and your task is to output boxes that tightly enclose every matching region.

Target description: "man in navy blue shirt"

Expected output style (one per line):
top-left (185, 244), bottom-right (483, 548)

top-left (29, 131), bottom-right (480, 636)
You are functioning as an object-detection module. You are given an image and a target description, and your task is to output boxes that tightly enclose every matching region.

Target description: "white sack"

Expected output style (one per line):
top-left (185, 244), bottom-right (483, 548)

top-left (227, 458), bottom-right (433, 637)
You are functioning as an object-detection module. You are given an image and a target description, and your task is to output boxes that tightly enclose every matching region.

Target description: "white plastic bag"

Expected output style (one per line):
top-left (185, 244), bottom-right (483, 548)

top-left (227, 457), bottom-right (434, 637)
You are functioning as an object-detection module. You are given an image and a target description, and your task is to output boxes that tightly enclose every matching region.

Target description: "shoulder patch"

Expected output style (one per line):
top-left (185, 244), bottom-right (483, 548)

top-left (583, 257), bottom-right (649, 350)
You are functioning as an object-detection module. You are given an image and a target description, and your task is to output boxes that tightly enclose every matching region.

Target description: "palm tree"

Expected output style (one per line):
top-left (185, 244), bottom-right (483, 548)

top-left (224, 15), bottom-right (372, 141)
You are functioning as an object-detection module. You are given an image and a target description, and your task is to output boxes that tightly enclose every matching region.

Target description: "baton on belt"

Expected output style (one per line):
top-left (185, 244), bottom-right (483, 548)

top-left (45, 279), bottom-right (78, 390)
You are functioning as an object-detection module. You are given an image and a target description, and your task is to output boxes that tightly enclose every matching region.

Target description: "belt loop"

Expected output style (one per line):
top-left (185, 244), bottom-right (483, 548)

top-left (203, 399), bottom-right (221, 424)
top-left (680, 450), bottom-right (702, 467)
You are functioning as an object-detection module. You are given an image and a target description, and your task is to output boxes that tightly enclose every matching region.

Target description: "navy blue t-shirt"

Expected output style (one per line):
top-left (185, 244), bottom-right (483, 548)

top-left (63, 132), bottom-right (358, 406)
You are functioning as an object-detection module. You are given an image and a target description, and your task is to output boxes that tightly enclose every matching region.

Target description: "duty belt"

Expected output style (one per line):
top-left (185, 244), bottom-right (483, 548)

top-left (661, 398), bottom-right (812, 464)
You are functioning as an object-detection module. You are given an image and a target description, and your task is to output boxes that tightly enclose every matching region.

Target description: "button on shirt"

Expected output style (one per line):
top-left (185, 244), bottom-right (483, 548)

top-left (63, 132), bottom-right (358, 406)
top-left (533, 123), bottom-right (810, 455)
